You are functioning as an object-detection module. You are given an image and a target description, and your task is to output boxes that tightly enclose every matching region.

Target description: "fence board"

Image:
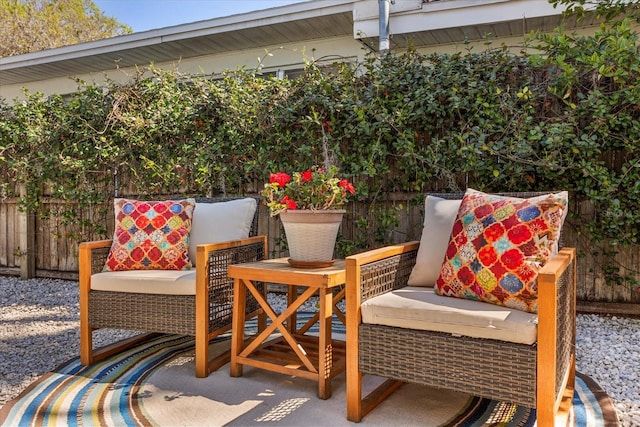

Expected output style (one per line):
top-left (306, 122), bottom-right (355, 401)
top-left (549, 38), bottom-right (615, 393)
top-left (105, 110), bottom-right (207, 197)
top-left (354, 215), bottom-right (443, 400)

top-left (0, 201), bottom-right (7, 266)
top-left (7, 201), bottom-right (16, 267)
top-left (38, 211), bottom-right (51, 272)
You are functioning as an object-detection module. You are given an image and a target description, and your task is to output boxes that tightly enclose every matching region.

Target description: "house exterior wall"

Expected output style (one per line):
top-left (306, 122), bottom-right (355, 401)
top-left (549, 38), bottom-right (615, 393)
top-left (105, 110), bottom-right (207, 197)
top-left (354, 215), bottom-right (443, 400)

top-left (2, 25), bottom-right (609, 102)
top-left (0, 36), bottom-right (364, 101)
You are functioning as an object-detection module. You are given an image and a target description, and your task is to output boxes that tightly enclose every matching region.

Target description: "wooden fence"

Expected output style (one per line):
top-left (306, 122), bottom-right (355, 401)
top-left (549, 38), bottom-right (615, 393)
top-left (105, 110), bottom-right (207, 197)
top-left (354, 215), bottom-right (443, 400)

top-left (1, 193), bottom-right (639, 310)
top-left (0, 197), bottom-right (20, 271)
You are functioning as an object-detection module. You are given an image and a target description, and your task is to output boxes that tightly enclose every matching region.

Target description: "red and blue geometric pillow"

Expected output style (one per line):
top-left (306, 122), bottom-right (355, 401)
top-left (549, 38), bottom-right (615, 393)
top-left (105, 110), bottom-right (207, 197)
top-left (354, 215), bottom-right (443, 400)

top-left (103, 198), bottom-right (196, 271)
top-left (434, 189), bottom-right (568, 313)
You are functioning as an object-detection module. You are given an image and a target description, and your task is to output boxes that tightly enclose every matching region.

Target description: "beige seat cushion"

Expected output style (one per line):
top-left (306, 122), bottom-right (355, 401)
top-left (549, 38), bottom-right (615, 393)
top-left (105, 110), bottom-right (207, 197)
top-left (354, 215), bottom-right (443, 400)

top-left (361, 286), bottom-right (538, 345)
top-left (91, 270), bottom-right (197, 295)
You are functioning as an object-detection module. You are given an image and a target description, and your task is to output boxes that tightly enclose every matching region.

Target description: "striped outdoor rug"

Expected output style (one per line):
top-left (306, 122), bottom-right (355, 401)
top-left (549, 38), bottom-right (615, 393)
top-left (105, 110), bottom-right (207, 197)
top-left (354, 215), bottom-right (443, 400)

top-left (0, 315), bottom-right (618, 426)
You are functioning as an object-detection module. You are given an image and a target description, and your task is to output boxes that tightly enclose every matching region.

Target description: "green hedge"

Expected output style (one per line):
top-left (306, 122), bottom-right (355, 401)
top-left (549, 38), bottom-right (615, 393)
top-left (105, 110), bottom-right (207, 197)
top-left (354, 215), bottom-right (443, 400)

top-left (1, 19), bottom-right (639, 288)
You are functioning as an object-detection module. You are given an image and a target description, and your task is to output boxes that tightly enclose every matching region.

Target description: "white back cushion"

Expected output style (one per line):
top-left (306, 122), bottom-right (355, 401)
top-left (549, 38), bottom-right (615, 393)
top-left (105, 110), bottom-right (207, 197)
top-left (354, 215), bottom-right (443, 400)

top-left (407, 196), bottom-right (461, 287)
top-left (188, 198), bottom-right (257, 265)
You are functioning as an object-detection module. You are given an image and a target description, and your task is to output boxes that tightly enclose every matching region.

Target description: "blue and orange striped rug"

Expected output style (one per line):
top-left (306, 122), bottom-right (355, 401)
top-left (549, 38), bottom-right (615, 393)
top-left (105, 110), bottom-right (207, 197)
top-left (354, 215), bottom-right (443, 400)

top-left (0, 318), bottom-right (618, 426)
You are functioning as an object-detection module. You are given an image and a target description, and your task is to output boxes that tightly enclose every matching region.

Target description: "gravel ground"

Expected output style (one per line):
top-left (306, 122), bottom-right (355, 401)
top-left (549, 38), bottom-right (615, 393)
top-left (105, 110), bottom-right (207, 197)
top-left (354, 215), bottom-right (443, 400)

top-left (0, 276), bottom-right (638, 425)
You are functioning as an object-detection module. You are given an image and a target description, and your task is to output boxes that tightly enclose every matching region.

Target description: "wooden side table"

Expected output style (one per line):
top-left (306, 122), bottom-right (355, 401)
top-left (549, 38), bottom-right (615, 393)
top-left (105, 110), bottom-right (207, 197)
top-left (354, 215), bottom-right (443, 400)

top-left (228, 258), bottom-right (346, 399)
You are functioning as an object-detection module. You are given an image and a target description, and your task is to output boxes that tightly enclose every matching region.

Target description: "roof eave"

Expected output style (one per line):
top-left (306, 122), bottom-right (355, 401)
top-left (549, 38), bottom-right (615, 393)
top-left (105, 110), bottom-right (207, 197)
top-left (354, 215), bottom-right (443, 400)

top-left (0, 0), bottom-right (355, 71)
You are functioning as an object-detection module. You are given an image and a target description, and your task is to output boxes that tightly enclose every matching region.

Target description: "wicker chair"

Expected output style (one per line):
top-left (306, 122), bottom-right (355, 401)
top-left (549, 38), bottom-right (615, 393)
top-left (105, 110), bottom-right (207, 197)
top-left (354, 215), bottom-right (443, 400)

top-left (79, 197), bottom-right (267, 378)
top-left (345, 192), bottom-right (576, 426)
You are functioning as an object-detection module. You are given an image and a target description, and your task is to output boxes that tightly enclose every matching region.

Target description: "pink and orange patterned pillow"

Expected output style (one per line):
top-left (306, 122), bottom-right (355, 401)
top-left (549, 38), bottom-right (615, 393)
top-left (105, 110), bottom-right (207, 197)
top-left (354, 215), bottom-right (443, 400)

top-left (103, 198), bottom-right (195, 271)
top-left (434, 189), bottom-right (568, 313)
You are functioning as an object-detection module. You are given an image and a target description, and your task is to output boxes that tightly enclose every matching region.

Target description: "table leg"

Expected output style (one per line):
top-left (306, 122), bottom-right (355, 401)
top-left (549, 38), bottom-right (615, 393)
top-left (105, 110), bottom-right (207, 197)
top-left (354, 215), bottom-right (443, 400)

top-left (287, 285), bottom-right (298, 334)
top-left (332, 287), bottom-right (346, 326)
top-left (299, 286), bottom-right (346, 334)
top-left (317, 287), bottom-right (333, 399)
top-left (230, 277), bottom-right (246, 377)
top-left (258, 283), bottom-right (268, 332)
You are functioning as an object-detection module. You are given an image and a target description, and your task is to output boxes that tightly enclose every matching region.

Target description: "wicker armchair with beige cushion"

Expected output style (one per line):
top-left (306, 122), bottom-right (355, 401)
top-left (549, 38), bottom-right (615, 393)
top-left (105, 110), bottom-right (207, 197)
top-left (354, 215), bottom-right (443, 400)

top-left (346, 191), bottom-right (576, 426)
top-left (79, 197), bottom-right (266, 378)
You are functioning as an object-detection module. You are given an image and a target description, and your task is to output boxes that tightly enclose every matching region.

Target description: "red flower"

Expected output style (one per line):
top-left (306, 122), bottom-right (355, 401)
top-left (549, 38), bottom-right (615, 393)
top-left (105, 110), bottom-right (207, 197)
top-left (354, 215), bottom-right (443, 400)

top-left (269, 172), bottom-right (291, 188)
top-left (261, 165), bottom-right (356, 216)
top-left (339, 179), bottom-right (355, 195)
top-left (280, 196), bottom-right (297, 210)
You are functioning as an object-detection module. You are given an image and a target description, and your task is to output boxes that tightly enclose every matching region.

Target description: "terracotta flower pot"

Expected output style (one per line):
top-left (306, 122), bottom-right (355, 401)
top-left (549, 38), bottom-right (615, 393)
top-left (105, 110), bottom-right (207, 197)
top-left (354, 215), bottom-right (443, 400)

top-left (279, 209), bottom-right (345, 268)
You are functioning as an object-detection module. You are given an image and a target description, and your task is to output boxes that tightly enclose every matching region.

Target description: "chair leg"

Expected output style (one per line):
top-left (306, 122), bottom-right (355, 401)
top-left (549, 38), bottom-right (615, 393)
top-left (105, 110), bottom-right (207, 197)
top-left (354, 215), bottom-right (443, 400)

top-left (195, 331), bottom-right (208, 378)
top-left (552, 357), bottom-right (576, 427)
top-left (347, 348), bottom-right (403, 422)
top-left (80, 325), bottom-right (93, 365)
top-left (346, 363), bottom-right (363, 421)
top-left (79, 272), bottom-right (93, 365)
top-left (80, 292), bottom-right (161, 366)
top-left (537, 357), bottom-right (575, 427)
top-left (557, 359), bottom-right (576, 426)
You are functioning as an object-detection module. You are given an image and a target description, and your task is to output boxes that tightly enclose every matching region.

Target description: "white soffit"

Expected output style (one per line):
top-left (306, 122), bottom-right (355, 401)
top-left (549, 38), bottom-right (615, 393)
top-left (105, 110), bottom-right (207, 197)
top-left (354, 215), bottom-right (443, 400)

top-left (0, 0), bottom-right (355, 85)
top-left (353, 0), bottom-right (567, 38)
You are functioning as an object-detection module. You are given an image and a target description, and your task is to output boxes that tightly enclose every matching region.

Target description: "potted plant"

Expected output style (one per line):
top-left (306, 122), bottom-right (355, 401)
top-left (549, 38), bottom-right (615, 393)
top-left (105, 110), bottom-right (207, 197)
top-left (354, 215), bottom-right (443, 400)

top-left (262, 165), bottom-right (356, 267)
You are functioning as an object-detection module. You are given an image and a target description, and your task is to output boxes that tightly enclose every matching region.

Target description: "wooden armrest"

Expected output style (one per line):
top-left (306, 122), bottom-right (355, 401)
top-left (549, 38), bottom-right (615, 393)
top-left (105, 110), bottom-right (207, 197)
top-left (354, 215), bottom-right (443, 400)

top-left (79, 239), bottom-right (112, 250)
top-left (195, 235), bottom-right (267, 291)
top-left (538, 246), bottom-right (577, 338)
top-left (537, 247), bottom-right (577, 419)
top-left (345, 241), bottom-right (420, 418)
top-left (538, 247), bottom-right (576, 326)
top-left (346, 241), bottom-right (420, 303)
top-left (79, 239), bottom-right (113, 292)
top-left (539, 247), bottom-right (576, 283)
top-left (347, 241), bottom-right (420, 267)
top-left (195, 235), bottom-right (267, 257)
top-left (78, 239), bottom-right (114, 352)
top-left (195, 235), bottom-right (267, 272)
top-left (346, 241), bottom-right (420, 333)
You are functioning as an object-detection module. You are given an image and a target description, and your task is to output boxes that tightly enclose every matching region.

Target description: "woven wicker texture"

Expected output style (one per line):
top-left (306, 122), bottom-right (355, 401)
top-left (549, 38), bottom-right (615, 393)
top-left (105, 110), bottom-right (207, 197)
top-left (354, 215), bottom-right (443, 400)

top-left (360, 251), bottom-right (417, 303)
top-left (90, 291), bottom-right (196, 334)
top-left (359, 324), bottom-right (537, 406)
top-left (90, 247), bottom-right (110, 275)
top-left (555, 262), bottom-right (576, 397)
top-left (354, 191), bottom-right (576, 410)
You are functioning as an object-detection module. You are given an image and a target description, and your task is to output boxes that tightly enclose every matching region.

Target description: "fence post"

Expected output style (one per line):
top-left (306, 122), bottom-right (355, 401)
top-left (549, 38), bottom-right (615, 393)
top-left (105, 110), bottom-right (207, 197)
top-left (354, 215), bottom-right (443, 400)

top-left (18, 184), bottom-right (36, 279)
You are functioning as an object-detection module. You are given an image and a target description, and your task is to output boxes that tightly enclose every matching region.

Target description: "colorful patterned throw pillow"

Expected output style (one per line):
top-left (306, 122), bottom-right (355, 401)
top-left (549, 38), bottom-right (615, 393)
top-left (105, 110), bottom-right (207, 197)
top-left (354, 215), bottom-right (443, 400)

top-left (103, 198), bottom-right (196, 271)
top-left (434, 189), bottom-right (568, 313)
